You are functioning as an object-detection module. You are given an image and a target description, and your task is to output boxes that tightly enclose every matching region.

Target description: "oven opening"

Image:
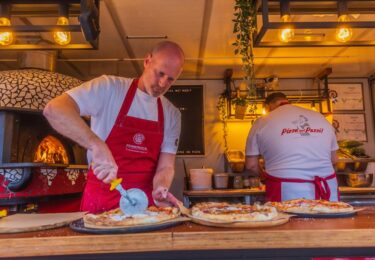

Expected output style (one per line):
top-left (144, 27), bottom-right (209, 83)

top-left (33, 135), bottom-right (69, 164)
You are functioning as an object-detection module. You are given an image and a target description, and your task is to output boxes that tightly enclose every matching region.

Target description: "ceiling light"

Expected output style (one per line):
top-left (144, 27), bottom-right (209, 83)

top-left (336, 14), bottom-right (353, 42)
top-left (254, 0), bottom-right (375, 47)
top-left (278, 0), bottom-right (294, 43)
top-left (335, 1), bottom-right (353, 43)
top-left (0, 17), bottom-right (13, 46)
top-left (53, 5), bottom-right (71, 46)
top-left (0, 0), bottom-right (100, 50)
top-left (0, 4), bottom-right (13, 46)
top-left (279, 15), bottom-right (294, 42)
top-left (53, 17), bottom-right (71, 46)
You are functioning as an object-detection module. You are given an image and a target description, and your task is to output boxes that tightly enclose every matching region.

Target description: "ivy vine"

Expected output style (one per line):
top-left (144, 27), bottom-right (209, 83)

top-left (232, 0), bottom-right (257, 98)
top-left (217, 93), bottom-right (228, 152)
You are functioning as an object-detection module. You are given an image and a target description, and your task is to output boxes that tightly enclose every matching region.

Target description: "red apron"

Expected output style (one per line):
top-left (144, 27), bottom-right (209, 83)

top-left (264, 172), bottom-right (339, 202)
top-left (80, 79), bottom-right (164, 213)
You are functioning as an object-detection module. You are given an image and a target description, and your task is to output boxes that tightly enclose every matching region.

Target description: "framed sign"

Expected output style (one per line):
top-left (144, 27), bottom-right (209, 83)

top-left (164, 85), bottom-right (205, 156)
top-left (332, 113), bottom-right (367, 141)
top-left (328, 83), bottom-right (364, 111)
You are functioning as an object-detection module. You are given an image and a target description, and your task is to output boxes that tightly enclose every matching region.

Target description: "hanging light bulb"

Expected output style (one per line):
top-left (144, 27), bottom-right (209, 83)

top-left (279, 14), bottom-right (294, 43)
top-left (0, 4), bottom-right (13, 46)
top-left (53, 16), bottom-right (71, 45)
top-left (335, 14), bottom-right (353, 43)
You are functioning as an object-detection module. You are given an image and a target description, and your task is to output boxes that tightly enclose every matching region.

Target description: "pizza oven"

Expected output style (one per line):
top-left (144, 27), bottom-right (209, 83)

top-left (0, 51), bottom-right (88, 213)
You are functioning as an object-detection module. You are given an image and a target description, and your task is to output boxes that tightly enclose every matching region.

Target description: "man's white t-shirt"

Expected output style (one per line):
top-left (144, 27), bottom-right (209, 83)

top-left (67, 75), bottom-right (181, 163)
top-left (246, 104), bottom-right (339, 201)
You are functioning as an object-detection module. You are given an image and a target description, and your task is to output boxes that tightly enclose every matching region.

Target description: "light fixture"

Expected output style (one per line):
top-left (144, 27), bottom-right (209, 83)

top-left (278, 0), bottom-right (294, 43)
top-left (0, 4), bottom-right (13, 46)
top-left (335, 0), bottom-right (353, 43)
top-left (53, 4), bottom-right (71, 46)
top-left (0, 0), bottom-right (100, 50)
top-left (254, 0), bottom-right (375, 47)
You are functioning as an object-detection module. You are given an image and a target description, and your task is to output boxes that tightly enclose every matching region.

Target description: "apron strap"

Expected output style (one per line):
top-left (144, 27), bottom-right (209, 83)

top-left (264, 172), bottom-right (336, 201)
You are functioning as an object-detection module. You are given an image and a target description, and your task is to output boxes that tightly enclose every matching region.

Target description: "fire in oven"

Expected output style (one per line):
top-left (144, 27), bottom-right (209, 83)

top-left (0, 64), bottom-right (87, 214)
top-left (0, 110), bottom-right (88, 214)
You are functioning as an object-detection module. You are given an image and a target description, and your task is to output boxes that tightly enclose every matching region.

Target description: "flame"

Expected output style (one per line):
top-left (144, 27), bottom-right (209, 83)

top-left (34, 135), bottom-right (69, 164)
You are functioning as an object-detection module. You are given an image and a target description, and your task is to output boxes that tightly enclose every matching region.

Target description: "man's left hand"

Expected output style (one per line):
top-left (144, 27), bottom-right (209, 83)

top-left (152, 187), bottom-right (180, 207)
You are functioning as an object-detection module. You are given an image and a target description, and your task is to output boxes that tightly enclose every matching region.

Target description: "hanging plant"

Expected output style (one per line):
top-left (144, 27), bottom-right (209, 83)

top-left (232, 0), bottom-right (257, 114)
top-left (217, 93), bottom-right (229, 152)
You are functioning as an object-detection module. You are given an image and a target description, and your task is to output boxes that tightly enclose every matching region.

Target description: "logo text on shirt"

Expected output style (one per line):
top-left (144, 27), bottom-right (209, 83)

top-left (281, 115), bottom-right (324, 136)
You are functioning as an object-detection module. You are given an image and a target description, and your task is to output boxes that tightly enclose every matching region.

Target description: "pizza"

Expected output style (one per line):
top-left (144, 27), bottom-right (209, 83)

top-left (266, 199), bottom-right (354, 214)
top-left (83, 206), bottom-right (180, 228)
top-left (191, 202), bottom-right (278, 222)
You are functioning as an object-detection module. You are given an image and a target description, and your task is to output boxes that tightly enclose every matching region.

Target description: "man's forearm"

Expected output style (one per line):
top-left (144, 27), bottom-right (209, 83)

top-left (43, 93), bottom-right (101, 150)
top-left (153, 166), bottom-right (174, 190)
top-left (245, 155), bottom-right (260, 176)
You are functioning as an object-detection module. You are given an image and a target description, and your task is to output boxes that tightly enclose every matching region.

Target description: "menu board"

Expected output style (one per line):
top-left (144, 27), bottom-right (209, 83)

top-left (164, 85), bottom-right (204, 156)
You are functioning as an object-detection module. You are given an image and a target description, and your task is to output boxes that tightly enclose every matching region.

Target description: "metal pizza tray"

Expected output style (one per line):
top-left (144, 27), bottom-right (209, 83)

top-left (69, 217), bottom-right (188, 234)
top-left (286, 211), bottom-right (357, 219)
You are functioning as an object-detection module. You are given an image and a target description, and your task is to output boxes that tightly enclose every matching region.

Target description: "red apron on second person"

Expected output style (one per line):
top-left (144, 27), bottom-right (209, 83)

top-left (80, 79), bottom-right (164, 213)
top-left (264, 172), bottom-right (340, 202)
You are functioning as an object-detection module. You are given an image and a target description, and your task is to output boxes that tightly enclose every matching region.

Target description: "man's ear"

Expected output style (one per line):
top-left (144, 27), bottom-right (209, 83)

top-left (144, 53), bottom-right (152, 67)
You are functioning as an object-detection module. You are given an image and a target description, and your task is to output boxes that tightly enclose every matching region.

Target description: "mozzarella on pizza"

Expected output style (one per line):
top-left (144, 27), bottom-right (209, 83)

top-left (83, 206), bottom-right (180, 228)
top-left (191, 202), bottom-right (278, 222)
top-left (267, 199), bottom-right (354, 214)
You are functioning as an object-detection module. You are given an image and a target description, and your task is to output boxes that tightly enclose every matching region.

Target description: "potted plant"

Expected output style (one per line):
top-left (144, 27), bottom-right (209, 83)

top-left (232, 0), bottom-right (257, 115)
top-left (232, 96), bottom-right (249, 119)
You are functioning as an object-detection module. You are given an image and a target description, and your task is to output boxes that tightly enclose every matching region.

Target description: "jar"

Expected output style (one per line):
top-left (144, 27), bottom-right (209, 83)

top-left (214, 173), bottom-right (229, 189)
top-left (243, 177), bottom-right (250, 188)
top-left (233, 175), bottom-right (243, 189)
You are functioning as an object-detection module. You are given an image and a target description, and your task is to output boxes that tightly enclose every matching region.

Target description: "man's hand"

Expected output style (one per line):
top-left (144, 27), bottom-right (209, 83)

top-left (90, 140), bottom-right (118, 184)
top-left (152, 186), bottom-right (180, 207)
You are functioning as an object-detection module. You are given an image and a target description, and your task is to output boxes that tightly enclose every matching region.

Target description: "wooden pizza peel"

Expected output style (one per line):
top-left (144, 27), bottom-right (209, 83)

top-left (0, 212), bottom-right (86, 233)
top-left (176, 202), bottom-right (292, 228)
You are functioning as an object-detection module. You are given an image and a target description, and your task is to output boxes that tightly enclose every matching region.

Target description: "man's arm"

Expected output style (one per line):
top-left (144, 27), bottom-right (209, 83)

top-left (246, 155), bottom-right (260, 176)
top-left (43, 93), bottom-right (117, 183)
top-left (152, 152), bottom-right (179, 206)
top-left (331, 150), bottom-right (338, 165)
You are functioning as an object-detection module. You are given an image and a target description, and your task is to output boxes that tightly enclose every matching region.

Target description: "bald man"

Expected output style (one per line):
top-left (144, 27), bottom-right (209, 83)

top-left (44, 41), bottom-right (185, 213)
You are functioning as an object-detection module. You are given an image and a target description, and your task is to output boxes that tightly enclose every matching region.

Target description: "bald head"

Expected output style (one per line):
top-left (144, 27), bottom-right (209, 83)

top-left (150, 41), bottom-right (185, 67)
top-left (139, 41), bottom-right (185, 97)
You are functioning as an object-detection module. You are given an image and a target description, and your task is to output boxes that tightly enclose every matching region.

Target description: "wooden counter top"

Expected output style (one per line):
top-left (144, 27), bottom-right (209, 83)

top-left (3, 208), bottom-right (375, 258)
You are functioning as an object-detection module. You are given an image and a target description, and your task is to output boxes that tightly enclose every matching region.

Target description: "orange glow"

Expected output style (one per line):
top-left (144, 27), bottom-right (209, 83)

top-left (53, 17), bottom-right (71, 45)
top-left (279, 15), bottom-right (294, 42)
top-left (335, 15), bottom-right (353, 43)
top-left (0, 18), bottom-right (13, 46)
top-left (34, 135), bottom-right (69, 164)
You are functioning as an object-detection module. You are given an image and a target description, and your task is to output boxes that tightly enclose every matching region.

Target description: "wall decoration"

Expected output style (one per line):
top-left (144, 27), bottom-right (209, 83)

top-left (332, 113), bottom-right (367, 141)
top-left (328, 83), bottom-right (364, 111)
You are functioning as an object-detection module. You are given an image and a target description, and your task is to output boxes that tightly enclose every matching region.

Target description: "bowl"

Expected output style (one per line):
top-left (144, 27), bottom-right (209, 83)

top-left (346, 173), bottom-right (373, 187)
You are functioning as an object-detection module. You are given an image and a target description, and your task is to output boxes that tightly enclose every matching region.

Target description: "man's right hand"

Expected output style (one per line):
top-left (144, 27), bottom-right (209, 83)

top-left (90, 140), bottom-right (118, 184)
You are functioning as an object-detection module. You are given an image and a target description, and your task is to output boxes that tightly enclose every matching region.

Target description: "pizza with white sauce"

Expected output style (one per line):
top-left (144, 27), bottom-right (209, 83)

top-left (191, 202), bottom-right (278, 222)
top-left (266, 199), bottom-right (354, 214)
top-left (83, 206), bottom-right (180, 229)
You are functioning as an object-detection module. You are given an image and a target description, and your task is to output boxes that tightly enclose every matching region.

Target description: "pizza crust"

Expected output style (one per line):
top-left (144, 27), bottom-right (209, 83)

top-left (83, 206), bottom-right (180, 228)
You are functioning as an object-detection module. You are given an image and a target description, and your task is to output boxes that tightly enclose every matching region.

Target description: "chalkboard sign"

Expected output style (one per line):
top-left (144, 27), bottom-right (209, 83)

top-left (164, 85), bottom-right (204, 156)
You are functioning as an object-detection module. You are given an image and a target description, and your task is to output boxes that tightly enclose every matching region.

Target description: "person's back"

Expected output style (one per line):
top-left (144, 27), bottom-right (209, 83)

top-left (246, 92), bottom-right (339, 202)
top-left (255, 104), bottom-right (336, 180)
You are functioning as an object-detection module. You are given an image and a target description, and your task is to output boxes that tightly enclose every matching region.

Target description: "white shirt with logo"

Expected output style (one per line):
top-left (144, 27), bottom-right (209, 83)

top-left (246, 104), bottom-right (339, 201)
top-left (67, 75), bottom-right (181, 163)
